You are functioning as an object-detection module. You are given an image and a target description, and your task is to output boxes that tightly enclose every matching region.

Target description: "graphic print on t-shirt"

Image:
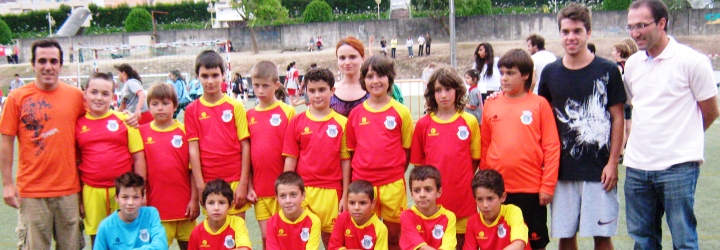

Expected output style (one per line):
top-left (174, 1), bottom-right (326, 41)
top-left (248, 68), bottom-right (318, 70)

top-left (554, 73), bottom-right (610, 159)
top-left (21, 97), bottom-right (53, 155)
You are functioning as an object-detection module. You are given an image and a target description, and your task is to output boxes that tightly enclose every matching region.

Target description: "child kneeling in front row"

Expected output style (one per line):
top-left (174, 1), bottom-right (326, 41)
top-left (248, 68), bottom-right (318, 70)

top-left (266, 171), bottom-right (322, 249)
top-left (329, 180), bottom-right (389, 249)
top-left (188, 179), bottom-right (252, 250)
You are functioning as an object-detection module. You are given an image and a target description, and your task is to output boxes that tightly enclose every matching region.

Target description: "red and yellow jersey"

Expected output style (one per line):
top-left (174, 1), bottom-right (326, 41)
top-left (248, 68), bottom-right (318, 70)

top-left (346, 100), bottom-right (413, 185)
top-left (464, 204), bottom-right (530, 250)
top-left (400, 205), bottom-right (457, 250)
top-left (481, 94), bottom-right (560, 195)
top-left (76, 111), bottom-right (143, 188)
top-left (247, 101), bottom-right (295, 198)
top-left (266, 209), bottom-right (321, 250)
top-left (188, 216), bottom-right (252, 250)
top-left (139, 121), bottom-right (191, 221)
top-left (282, 110), bottom-right (349, 190)
top-left (185, 95), bottom-right (249, 183)
top-left (410, 112), bottom-right (479, 218)
top-left (329, 211), bottom-right (389, 250)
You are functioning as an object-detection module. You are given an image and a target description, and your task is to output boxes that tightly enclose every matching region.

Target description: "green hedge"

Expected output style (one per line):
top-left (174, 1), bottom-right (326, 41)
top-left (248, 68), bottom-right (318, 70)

top-left (124, 8), bottom-right (153, 32)
top-left (303, 0), bottom-right (333, 23)
top-left (0, 19), bottom-right (12, 44)
top-left (284, 0), bottom-right (391, 17)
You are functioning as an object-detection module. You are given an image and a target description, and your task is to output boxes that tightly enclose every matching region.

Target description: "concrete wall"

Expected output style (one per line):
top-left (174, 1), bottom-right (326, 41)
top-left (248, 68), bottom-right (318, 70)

top-left (15, 9), bottom-right (720, 62)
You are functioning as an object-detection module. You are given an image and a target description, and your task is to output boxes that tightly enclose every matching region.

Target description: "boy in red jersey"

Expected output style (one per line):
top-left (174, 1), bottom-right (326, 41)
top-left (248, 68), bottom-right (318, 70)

top-left (188, 179), bottom-right (252, 250)
top-left (329, 180), bottom-right (389, 250)
top-left (246, 61), bottom-right (296, 247)
top-left (410, 67), bottom-right (479, 247)
top-left (346, 56), bottom-right (413, 250)
top-left (400, 166), bottom-right (456, 250)
top-left (266, 171), bottom-right (322, 250)
top-left (186, 50), bottom-right (252, 217)
top-left (481, 49), bottom-right (560, 250)
top-left (141, 82), bottom-right (200, 250)
top-left (76, 72), bottom-right (146, 246)
top-left (282, 67), bottom-right (351, 248)
top-left (464, 169), bottom-right (530, 250)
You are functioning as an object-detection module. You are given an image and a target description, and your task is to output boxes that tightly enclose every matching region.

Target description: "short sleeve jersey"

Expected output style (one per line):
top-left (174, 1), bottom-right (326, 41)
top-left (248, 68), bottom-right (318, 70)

top-left (400, 205), bottom-right (457, 250)
top-left (464, 204), bottom-right (530, 250)
top-left (185, 95), bottom-right (250, 183)
top-left (121, 78), bottom-right (149, 113)
top-left (329, 212), bottom-right (389, 250)
top-left (94, 207), bottom-right (168, 250)
top-left (0, 82), bottom-right (85, 198)
top-left (188, 216), bottom-right (252, 250)
top-left (140, 121), bottom-right (191, 221)
top-left (410, 112), bottom-right (479, 218)
top-left (538, 56), bottom-right (627, 181)
top-left (266, 210), bottom-right (322, 250)
top-left (77, 111), bottom-right (144, 188)
top-left (282, 110), bottom-right (349, 190)
top-left (247, 101), bottom-right (296, 197)
top-left (346, 100), bottom-right (413, 185)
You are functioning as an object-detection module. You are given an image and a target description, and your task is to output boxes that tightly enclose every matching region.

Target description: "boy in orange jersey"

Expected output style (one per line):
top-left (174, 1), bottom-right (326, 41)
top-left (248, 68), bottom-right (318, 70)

top-left (464, 169), bottom-right (530, 250)
top-left (188, 179), bottom-right (252, 250)
top-left (76, 72), bottom-right (146, 246)
top-left (411, 67), bottom-right (479, 247)
top-left (186, 50), bottom-right (252, 217)
top-left (266, 171), bottom-right (322, 250)
top-left (400, 166), bottom-right (456, 250)
top-left (329, 179), bottom-right (389, 250)
top-left (346, 56), bottom-right (413, 250)
top-left (282, 68), bottom-right (351, 248)
top-left (141, 82), bottom-right (200, 250)
top-left (245, 61), bottom-right (296, 247)
top-left (481, 49), bottom-right (560, 250)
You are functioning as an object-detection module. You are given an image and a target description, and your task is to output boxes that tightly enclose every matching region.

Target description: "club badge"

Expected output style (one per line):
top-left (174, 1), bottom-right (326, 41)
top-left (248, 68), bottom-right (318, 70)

top-left (361, 235), bottom-right (374, 249)
top-left (107, 120), bottom-right (119, 132)
top-left (270, 114), bottom-right (282, 126)
top-left (139, 229), bottom-right (149, 242)
top-left (224, 235), bottom-right (235, 248)
top-left (384, 116), bottom-right (397, 130)
top-left (326, 125), bottom-right (338, 138)
top-left (222, 110), bottom-right (233, 122)
top-left (498, 223), bottom-right (507, 238)
top-left (300, 227), bottom-right (310, 242)
top-left (171, 135), bottom-right (183, 148)
top-left (457, 126), bottom-right (469, 140)
top-left (432, 224), bottom-right (444, 239)
top-left (521, 110), bottom-right (533, 125)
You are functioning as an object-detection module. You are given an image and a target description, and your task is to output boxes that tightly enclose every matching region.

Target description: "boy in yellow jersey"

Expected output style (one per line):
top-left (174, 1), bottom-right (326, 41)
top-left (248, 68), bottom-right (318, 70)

top-left (329, 180), bottom-right (389, 250)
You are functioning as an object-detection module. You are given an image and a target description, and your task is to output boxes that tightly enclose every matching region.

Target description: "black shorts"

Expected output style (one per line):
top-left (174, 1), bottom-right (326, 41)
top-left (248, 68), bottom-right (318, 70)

top-left (624, 104), bottom-right (632, 120)
top-left (504, 193), bottom-right (549, 249)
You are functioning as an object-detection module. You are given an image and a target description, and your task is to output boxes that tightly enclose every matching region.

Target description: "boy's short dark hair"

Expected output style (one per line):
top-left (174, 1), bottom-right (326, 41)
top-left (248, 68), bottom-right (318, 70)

top-left (195, 50), bottom-right (225, 75)
top-left (31, 39), bottom-right (63, 66)
top-left (360, 55), bottom-right (396, 94)
top-left (147, 82), bottom-right (178, 108)
top-left (526, 34), bottom-right (545, 50)
top-left (498, 49), bottom-right (535, 91)
top-left (201, 179), bottom-right (234, 206)
top-left (424, 67), bottom-right (466, 113)
top-left (14, 74), bottom-right (19, 77)
top-left (409, 166), bottom-right (442, 190)
top-left (472, 169), bottom-right (505, 197)
top-left (303, 68), bottom-right (335, 89)
top-left (251, 61), bottom-right (280, 83)
top-left (114, 172), bottom-right (145, 196)
top-left (275, 171), bottom-right (305, 195)
top-left (557, 3), bottom-right (592, 32)
top-left (84, 72), bottom-right (115, 91)
top-left (348, 180), bottom-right (375, 201)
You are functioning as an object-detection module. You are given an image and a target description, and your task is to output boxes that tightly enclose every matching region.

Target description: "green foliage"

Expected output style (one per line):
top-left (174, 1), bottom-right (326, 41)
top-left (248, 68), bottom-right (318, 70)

top-left (457, 0), bottom-right (493, 16)
top-left (283, 0), bottom-right (390, 17)
top-left (663, 0), bottom-right (691, 9)
top-left (124, 8), bottom-right (153, 32)
top-left (602, 0), bottom-right (632, 10)
top-left (246, 0), bottom-right (290, 26)
top-left (303, 0), bottom-right (333, 23)
top-left (0, 19), bottom-right (12, 44)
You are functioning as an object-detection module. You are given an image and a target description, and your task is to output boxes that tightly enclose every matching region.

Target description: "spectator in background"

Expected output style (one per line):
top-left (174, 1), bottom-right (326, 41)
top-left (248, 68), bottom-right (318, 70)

top-left (6, 45), bottom-right (14, 64)
top-left (421, 62), bottom-right (436, 84)
top-left (473, 43), bottom-right (501, 101)
top-left (317, 35), bottom-right (323, 50)
top-left (308, 37), bottom-right (315, 52)
top-left (169, 70), bottom-right (192, 118)
top-left (380, 36), bottom-right (387, 57)
top-left (425, 33), bottom-right (432, 56)
top-left (406, 36), bottom-right (414, 58)
top-left (10, 74), bottom-right (24, 92)
top-left (12, 43), bottom-right (19, 64)
top-left (526, 34), bottom-right (558, 94)
top-left (417, 34), bottom-right (425, 57)
top-left (391, 36), bottom-right (398, 59)
top-left (285, 62), bottom-right (299, 97)
top-left (188, 74), bottom-right (203, 100)
top-left (78, 43), bottom-right (84, 63)
top-left (69, 45), bottom-right (74, 63)
top-left (116, 63), bottom-right (152, 124)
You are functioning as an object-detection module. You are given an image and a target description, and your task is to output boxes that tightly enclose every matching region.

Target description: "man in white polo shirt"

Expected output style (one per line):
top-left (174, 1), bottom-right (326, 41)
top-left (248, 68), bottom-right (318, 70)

top-left (624, 0), bottom-right (719, 249)
top-left (526, 34), bottom-right (557, 94)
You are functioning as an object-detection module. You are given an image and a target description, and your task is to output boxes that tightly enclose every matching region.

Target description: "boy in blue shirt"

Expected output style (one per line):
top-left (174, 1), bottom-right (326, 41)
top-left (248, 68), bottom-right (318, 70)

top-left (94, 172), bottom-right (168, 250)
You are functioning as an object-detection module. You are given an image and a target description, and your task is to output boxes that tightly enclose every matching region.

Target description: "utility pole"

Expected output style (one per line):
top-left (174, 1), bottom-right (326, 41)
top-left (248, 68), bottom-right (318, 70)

top-left (46, 13), bottom-right (55, 36)
top-left (449, 0), bottom-right (456, 67)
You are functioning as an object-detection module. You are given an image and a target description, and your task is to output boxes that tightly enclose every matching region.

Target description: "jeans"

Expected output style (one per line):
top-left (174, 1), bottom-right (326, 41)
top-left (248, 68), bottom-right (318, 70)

top-left (407, 46), bottom-right (413, 57)
top-left (625, 162), bottom-right (699, 250)
top-left (391, 48), bottom-right (396, 58)
top-left (418, 45), bottom-right (424, 56)
top-left (426, 43), bottom-right (431, 55)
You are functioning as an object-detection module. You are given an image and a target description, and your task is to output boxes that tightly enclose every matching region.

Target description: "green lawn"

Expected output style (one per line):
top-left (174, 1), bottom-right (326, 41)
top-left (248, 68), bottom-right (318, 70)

top-left (1, 96), bottom-right (719, 249)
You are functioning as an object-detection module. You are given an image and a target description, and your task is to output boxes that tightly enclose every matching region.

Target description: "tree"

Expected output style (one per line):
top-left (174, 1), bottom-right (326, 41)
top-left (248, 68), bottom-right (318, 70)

top-left (233, 0), bottom-right (290, 54)
top-left (303, 0), bottom-right (333, 23)
top-left (602, 0), bottom-right (632, 11)
top-left (457, 0), bottom-right (492, 16)
top-left (0, 19), bottom-right (12, 44)
top-left (124, 8), bottom-right (153, 32)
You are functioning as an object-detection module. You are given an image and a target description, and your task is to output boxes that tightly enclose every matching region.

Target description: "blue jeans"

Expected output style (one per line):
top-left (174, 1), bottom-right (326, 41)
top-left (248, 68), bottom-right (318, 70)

top-left (407, 46), bottom-right (413, 56)
top-left (625, 162), bottom-right (700, 250)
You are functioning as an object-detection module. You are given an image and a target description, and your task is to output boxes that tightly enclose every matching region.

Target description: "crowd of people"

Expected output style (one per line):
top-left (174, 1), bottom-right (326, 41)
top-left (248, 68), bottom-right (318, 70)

top-left (1, 0), bottom-right (718, 250)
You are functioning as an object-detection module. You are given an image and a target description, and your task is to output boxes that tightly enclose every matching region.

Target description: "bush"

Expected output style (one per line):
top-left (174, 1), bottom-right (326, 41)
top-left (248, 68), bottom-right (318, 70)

top-left (0, 19), bottom-right (12, 44)
top-left (458, 0), bottom-right (493, 16)
top-left (602, 0), bottom-right (631, 10)
top-left (303, 0), bottom-right (333, 23)
top-left (124, 8), bottom-right (153, 32)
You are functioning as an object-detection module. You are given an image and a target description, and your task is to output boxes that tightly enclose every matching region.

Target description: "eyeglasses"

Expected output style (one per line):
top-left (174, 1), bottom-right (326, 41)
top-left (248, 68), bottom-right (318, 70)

top-left (626, 21), bottom-right (657, 32)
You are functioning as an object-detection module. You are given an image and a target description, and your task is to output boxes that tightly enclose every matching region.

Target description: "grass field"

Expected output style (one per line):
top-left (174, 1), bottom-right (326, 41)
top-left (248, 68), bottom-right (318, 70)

top-left (0, 95), bottom-right (719, 250)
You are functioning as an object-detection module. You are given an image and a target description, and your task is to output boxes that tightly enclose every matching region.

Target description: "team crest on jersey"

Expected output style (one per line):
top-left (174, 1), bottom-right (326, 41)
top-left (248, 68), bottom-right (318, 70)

top-left (326, 125), bottom-right (338, 138)
top-left (107, 120), bottom-right (119, 132)
top-left (224, 235), bottom-right (235, 248)
top-left (457, 126), bottom-right (469, 140)
top-left (497, 223), bottom-right (507, 238)
top-left (171, 135), bottom-right (183, 148)
top-left (139, 229), bottom-right (149, 242)
top-left (270, 114), bottom-right (282, 126)
top-left (222, 110), bottom-right (233, 122)
top-left (384, 116), bottom-right (397, 130)
top-left (432, 224), bottom-right (444, 239)
top-left (361, 235), bottom-right (374, 249)
top-left (520, 110), bottom-right (533, 125)
top-left (300, 227), bottom-right (310, 242)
